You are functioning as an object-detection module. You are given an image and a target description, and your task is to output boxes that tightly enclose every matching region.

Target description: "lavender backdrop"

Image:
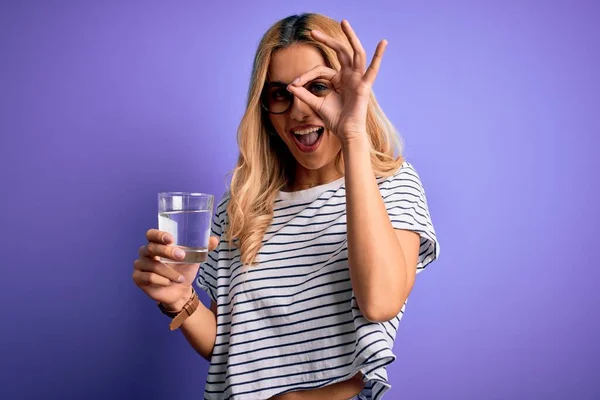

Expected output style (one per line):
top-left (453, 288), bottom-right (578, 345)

top-left (1, 1), bottom-right (598, 399)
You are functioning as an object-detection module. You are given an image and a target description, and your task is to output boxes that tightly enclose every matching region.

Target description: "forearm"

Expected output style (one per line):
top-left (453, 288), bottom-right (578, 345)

top-left (168, 288), bottom-right (217, 361)
top-left (342, 135), bottom-right (409, 321)
top-left (180, 302), bottom-right (217, 361)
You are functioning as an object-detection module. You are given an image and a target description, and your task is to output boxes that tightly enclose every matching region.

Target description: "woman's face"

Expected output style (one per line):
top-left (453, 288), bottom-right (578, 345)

top-left (265, 44), bottom-right (342, 173)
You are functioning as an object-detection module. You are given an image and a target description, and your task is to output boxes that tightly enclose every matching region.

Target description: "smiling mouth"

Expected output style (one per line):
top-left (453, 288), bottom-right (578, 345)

top-left (290, 126), bottom-right (325, 152)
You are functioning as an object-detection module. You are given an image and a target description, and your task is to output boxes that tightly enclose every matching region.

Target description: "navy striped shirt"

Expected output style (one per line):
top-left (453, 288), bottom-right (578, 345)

top-left (196, 161), bottom-right (439, 400)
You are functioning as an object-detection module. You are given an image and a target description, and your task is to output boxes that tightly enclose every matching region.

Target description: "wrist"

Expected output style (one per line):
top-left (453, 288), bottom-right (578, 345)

top-left (341, 133), bottom-right (371, 154)
top-left (158, 286), bottom-right (200, 331)
top-left (162, 286), bottom-right (193, 313)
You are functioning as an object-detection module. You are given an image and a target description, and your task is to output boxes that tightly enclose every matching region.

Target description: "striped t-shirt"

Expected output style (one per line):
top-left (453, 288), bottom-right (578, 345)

top-left (196, 161), bottom-right (439, 400)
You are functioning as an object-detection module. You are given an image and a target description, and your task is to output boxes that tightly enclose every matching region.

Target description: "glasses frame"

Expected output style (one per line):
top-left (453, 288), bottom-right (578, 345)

top-left (260, 82), bottom-right (295, 115)
top-left (260, 79), bottom-right (332, 115)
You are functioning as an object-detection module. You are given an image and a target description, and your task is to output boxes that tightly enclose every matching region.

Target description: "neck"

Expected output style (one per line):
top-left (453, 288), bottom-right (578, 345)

top-left (287, 162), bottom-right (343, 192)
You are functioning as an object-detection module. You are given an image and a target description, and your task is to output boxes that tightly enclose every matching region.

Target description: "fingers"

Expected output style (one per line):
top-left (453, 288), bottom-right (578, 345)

top-left (132, 269), bottom-right (173, 287)
top-left (146, 229), bottom-right (173, 245)
top-left (291, 65), bottom-right (337, 88)
top-left (286, 85), bottom-right (323, 114)
top-left (363, 39), bottom-right (387, 85)
top-left (310, 29), bottom-right (353, 67)
top-left (133, 259), bottom-right (185, 286)
top-left (208, 236), bottom-right (219, 252)
top-left (140, 241), bottom-right (186, 262)
top-left (143, 230), bottom-right (218, 262)
top-left (340, 20), bottom-right (367, 73)
top-left (310, 19), bottom-right (386, 85)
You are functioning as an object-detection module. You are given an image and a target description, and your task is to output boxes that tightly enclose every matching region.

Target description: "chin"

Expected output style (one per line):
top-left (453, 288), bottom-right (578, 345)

top-left (292, 149), bottom-right (341, 172)
top-left (295, 159), bottom-right (328, 171)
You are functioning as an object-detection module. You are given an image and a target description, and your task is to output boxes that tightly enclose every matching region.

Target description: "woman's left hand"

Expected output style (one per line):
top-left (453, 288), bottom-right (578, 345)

top-left (287, 19), bottom-right (387, 143)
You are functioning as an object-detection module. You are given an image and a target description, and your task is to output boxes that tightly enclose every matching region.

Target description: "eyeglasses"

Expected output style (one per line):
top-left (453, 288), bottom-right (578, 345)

top-left (260, 79), bottom-right (333, 114)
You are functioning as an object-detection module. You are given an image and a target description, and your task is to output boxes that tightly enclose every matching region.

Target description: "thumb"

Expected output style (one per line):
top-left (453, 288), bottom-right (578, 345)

top-left (208, 236), bottom-right (219, 252)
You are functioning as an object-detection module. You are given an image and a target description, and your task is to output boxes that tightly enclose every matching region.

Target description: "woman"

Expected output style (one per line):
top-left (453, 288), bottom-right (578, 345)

top-left (133, 13), bottom-right (439, 400)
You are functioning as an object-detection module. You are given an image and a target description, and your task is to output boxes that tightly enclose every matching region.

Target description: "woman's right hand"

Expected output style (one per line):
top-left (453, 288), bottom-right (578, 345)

top-left (132, 229), bottom-right (219, 312)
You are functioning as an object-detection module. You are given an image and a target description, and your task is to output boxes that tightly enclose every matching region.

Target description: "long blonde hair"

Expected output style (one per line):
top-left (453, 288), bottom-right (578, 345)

top-left (225, 13), bottom-right (404, 265)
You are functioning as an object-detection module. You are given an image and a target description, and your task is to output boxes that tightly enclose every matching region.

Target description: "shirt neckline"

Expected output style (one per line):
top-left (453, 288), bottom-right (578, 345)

top-left (276, 176), bottom-right (345, 202)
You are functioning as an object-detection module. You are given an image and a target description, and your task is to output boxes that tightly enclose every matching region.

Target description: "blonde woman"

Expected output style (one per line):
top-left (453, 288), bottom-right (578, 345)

top-left (133, 12), bottom-right (439, 400)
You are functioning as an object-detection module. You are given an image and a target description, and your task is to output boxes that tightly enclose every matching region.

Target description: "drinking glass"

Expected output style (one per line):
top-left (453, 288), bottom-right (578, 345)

top-left (157, 192), bottom-right (214, 264)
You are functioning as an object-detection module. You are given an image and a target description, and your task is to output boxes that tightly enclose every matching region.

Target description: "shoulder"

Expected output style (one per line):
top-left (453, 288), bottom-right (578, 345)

top-left (213, 191), bottom-right (231, 224)
top-left (215, 191), bottom-right (231, 210)
top-left (377, 161), bottom-right (426, 194)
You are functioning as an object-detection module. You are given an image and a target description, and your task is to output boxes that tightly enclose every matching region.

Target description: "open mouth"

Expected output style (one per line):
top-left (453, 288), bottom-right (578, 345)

top-left (290, 126), bottom-right (325, 153)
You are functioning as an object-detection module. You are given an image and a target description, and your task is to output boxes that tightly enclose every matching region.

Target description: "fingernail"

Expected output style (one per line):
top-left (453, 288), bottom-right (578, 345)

top-left (174, 248), bottom-right (186, 259)
top-left (292, 77), bottom-right (300, 84)
top-left (177, 275), bottom-right (185, 283)
top-left (162, 234), bottom-right (172, 244)
top-left (312, 29), bottom-right (321, 35)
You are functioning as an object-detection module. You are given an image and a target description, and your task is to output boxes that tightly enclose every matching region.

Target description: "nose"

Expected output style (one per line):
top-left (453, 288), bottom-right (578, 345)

top-left (288, 95), bottom-right (311, 121)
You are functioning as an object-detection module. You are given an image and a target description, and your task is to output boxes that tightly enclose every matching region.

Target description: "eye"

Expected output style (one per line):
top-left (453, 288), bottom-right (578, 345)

top-left (308, 81), bottom-right (330, 96)
top-left (268, 88), bottom-right (288, 101)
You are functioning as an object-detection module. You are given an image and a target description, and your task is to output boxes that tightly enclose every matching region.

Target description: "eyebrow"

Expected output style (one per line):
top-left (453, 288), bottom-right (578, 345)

top-left (265, 80), bottom-right (289, 86)
top-left (266, 78), bottom-right (324, 87)
top-left (266, 64), bottom-right (328, 86)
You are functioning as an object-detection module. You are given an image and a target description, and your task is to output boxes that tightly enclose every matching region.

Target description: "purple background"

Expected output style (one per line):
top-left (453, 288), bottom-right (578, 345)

top-left (1, 1), bottom-right (598, 399)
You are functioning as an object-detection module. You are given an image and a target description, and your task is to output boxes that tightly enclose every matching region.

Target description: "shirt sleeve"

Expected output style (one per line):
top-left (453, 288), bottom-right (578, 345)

top-left (379, 162), bottom-right (440, 273)
top-left (195, 194), bottom-right (229, 302)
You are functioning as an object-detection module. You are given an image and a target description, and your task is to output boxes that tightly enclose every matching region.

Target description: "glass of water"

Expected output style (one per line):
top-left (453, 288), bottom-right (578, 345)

top-left (158, 192), bottom-right (214, 264)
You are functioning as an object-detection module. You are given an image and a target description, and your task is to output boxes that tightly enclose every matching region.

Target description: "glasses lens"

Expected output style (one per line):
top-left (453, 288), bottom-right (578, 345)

top-left (262, 84), bottom-right (291, 113)
top-left (261, 80), bottom-right (333, 113)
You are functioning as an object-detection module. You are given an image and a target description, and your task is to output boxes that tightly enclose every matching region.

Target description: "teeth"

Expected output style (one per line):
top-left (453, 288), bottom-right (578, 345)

top-left (293, 127), bottom-right (321, 135)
